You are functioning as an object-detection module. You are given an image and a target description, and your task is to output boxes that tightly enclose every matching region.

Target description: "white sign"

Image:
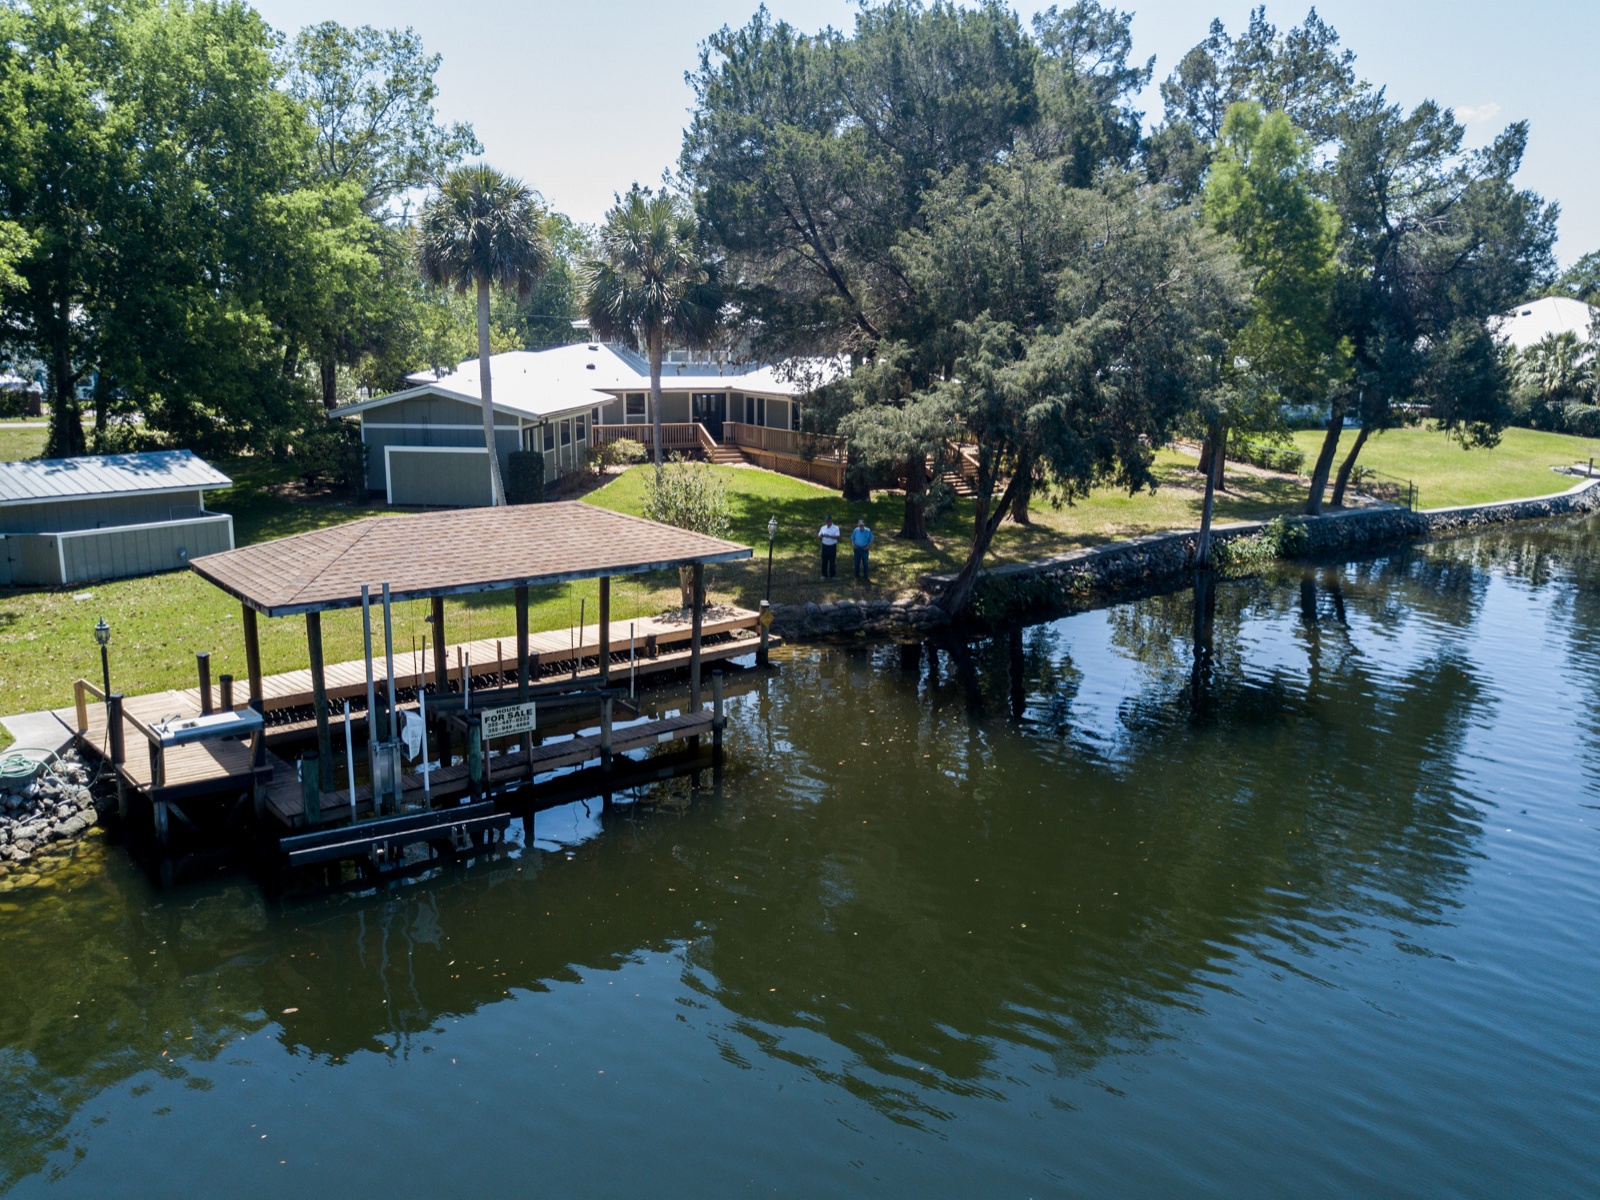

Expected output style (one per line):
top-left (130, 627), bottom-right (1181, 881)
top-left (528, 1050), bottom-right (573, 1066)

top-left (480, 701), bottom-right (536, 740)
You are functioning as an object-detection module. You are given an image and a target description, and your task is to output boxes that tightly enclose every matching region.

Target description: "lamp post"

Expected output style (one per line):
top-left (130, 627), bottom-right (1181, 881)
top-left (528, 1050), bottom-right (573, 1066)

top-left (765, 514), bottom-right (777, 602)
top-left (94, 617), bottom-right (111, 718)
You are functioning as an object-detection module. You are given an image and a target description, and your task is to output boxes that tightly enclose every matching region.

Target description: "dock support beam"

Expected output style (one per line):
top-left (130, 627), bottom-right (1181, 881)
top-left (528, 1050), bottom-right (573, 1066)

top-left (432, 595), bottom-right (450, 764)
top-left (757, 600), bottom-right (770, 667)
top-left (712, 670), bottom-right (725, 763)
top-left (300, 750), bottom-right (321, 827)
top-left (306, 612), bottom-right (333, 791)
top-left (598, 576), bottom-right (611, 685)
top-left (689, 562), bottom-right (704, 711)
top-left (516, 585), bottom-right (532, 765)
top-left (242, 604), bottom-right (265, 768)
top-left (197, 652), bottom-right (212, 714)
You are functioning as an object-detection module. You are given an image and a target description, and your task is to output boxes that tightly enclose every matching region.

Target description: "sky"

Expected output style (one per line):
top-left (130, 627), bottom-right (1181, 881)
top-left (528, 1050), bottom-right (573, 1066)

top-left (250, 0), bottom-right (1599, 267)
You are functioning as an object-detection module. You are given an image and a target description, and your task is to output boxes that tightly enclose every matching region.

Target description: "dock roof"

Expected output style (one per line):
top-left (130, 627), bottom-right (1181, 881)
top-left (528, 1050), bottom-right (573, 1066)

top-left (189, 503), bottom-right (752, 617)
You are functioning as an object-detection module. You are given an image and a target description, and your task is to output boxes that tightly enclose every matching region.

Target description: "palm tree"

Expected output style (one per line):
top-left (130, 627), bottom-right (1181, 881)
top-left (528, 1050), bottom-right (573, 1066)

top-left (583, 185), bottom-right (723, 472)
top-left (417, 165), bottom-right (550, 505)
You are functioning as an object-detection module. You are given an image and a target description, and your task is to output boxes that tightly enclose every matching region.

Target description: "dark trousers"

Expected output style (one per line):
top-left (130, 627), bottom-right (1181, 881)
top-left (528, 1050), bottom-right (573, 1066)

top-left (820, 543), bottom-right (837, 577)
top-left (853, 546), bottom-right (869, 580)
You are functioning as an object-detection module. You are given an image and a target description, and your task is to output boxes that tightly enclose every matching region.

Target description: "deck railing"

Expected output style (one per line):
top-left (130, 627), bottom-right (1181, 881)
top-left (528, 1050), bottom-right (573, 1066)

top-left (724, 422), bottom-right (847, 461)
top-left (591, 423), bottom-right (702, 452)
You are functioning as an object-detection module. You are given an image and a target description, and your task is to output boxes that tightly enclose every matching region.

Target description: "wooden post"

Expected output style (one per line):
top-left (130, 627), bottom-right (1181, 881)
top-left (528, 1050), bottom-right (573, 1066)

top-left (196, 652), bottom-right (212, 715)
top-left (107, 693), bottom-right (126, 765)
top-left (467, 716), bottom-right (484, 802)
top-left (757, 600), bottom-right (770, 667)
top-left (711, 669), bottom-right (725, 762)
top-left (306, 612), bottom-right (333, 791)
top-left (300, 750), bottom-right (321, 827)
top-left (431, 595), bottom-right (450, 764)
top-left (219, 674), bottom-right (234, 711)
top-left (600, 696), bottom-right (614, 769)
top-left (516, 585), bottom-right (532, 763)
top-left (598, 576), bottom-right (611, 685)
top-left (689, 562), bottom-right (704, 711)
top-left (242, 605), bottom-right (263, 709)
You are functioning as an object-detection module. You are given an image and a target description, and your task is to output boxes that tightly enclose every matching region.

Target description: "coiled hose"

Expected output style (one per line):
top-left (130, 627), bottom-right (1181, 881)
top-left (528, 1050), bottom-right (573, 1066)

top-left (0, 748), bottom-right (62, 786)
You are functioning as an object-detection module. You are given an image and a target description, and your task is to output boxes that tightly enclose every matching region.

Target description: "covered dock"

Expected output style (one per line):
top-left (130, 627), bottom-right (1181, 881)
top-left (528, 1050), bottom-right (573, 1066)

top-left (78, 502), bottom-right (767, 868)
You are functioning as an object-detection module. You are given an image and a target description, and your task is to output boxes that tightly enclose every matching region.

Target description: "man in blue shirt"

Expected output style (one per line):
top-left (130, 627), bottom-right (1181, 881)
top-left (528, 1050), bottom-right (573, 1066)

top-left (851, 518), bottom-right (874, 582)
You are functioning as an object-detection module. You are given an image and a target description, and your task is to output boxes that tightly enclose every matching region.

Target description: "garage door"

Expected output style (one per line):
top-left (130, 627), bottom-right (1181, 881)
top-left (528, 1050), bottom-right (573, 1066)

top-left (386, 447), bottom-right (494, 508)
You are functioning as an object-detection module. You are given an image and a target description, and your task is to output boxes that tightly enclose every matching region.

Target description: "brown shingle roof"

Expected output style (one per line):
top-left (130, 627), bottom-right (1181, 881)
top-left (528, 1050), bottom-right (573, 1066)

top-left (190, 503), bottom-right (751, 617)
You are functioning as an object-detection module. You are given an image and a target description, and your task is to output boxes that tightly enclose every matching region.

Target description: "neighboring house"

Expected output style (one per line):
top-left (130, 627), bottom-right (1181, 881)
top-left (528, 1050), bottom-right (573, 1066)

top-left (1492, 296), bottom-right (1597, 352)
top-left (332, 341), bottom-right (846, 506)
top-left (0, 450), bottom-right (234, 587)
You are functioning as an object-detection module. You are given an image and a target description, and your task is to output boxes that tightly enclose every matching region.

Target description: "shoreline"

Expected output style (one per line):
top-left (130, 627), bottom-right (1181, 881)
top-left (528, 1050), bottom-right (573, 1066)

top-left (768, 477), bottom-right (1600, 639)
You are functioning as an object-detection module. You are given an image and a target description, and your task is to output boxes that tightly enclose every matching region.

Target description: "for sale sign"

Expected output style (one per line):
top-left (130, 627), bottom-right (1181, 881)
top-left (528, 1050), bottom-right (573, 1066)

top-left (480, 701), bottom-right (536, 740)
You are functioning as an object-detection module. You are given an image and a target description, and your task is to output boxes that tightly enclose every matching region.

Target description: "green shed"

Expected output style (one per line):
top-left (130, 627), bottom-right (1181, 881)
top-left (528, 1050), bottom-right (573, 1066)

top-left (0, 450), bottom-right (234, 587)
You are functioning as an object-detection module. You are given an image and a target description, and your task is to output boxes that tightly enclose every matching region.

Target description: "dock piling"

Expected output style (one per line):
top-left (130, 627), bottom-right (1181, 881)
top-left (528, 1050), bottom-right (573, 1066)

top-left (306, 611), bottom-right (333, 791)
top-left (219, 673), bottom-right (233, 712)
top-left (601, 696), bottom-right (614, 769)
top-left (467, 717), bottom-right (484, 802)
top-left (757, 601), bottom-right (770, 667)
top-left (197, 652), bottom-right (212, 715)
top-left (107, 693), bottom-right (126, 765)
top-left (712, 670), bottom-right (725, 761)
top-left (690, 562), bottom-right (704, 711)
top-left (300, 751), bottom-right (321, 827)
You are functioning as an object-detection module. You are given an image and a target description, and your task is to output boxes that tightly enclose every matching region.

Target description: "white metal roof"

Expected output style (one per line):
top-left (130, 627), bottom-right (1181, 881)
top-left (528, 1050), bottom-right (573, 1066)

top-left (0, 450), bottom-right (231, 506)
top-left (335, 342), bottom-right (844, 423)
top-left (1491, 296), bottom-right (1596, 351)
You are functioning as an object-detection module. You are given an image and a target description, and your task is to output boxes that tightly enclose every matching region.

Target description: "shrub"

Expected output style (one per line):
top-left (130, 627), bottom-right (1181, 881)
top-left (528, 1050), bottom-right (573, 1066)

top-left (0, 388), bottom-right (40, 418)
top-left (90, 418), bottom-right (164, 455)
top-left (1232, 440), bottom-right (1306, 474)
top-left (291, 418), bottom-right (365, 489)
top-left (506, 450), bottom-right (545, 504)
top-left (1561, 404), bottom-right (1600, 438)
top-left (597, 437), bottom-right (646, 472)
top-left (644, 457), bottom-right (731, 606)
top-left (1213, 515), bottom-right (1308, 576)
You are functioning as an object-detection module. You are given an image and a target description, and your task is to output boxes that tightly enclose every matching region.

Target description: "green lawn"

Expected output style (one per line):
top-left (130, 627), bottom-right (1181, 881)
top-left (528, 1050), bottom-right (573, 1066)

top-left (3, 424), bottom-right (1594, 727)
top-left (0, 424), bottom-right (46, 462)
top-left (1290, 425), bottom-right (1600, 509)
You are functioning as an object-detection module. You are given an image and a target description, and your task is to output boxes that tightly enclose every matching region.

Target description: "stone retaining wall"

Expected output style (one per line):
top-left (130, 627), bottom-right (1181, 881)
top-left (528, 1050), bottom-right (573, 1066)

top-left (767, 478), bottom-right (1600, 640)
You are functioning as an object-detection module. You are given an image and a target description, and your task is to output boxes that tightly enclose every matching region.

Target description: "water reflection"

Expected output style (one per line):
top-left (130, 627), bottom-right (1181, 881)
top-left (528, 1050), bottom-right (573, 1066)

top-left (2, 521), bottom-right (1599, 1190)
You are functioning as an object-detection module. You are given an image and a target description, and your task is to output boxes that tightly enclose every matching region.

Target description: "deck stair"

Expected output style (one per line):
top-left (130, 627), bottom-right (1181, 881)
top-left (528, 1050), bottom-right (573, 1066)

top-left (706, 442), bottom-right (748, 466)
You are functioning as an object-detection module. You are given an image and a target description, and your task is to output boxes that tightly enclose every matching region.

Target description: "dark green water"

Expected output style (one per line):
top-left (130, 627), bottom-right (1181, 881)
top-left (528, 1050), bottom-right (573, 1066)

top-left (2, 520), bottom-right (1598, 1197)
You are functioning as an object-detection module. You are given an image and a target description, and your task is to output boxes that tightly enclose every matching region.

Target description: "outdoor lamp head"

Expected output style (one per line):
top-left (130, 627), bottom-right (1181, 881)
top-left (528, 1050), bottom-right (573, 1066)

top-left (767, 515), bottom-right (777, 542)
top-left (94, 618), bottom-right (110, 647)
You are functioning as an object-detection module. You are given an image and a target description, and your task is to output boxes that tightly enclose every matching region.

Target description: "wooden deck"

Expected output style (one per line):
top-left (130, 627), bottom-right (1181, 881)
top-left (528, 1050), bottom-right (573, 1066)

top-left (77, 688), bottom-right (269, 800)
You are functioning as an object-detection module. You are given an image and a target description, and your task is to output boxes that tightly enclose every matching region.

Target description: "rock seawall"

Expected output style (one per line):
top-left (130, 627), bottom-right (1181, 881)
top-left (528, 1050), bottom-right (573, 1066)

top-left (0, 749), bottom-right (108, 878)
top-left (767, 478), bottom-right (1600, 640)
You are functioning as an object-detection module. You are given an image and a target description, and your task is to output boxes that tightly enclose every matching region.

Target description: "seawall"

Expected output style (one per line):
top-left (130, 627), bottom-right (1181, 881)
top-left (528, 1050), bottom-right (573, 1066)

top-left (767, 477), bottom-right (1600, 640)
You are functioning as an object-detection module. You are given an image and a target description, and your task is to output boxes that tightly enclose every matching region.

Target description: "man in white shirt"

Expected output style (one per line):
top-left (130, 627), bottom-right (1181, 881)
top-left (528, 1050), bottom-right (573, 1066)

top-left (817, 515), bottom-right (841, 578)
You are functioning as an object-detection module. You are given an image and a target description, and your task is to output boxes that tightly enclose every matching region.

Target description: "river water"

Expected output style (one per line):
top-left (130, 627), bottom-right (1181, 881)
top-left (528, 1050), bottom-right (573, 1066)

top-left (2, 520), bottom-right (1597, 1197)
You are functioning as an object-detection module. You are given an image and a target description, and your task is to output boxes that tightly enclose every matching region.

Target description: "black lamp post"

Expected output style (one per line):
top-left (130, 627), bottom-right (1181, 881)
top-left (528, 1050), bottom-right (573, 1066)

top-left (94, 617), bottom-right (111, 714)
top-left (765, 515), bottom-right (777, 602)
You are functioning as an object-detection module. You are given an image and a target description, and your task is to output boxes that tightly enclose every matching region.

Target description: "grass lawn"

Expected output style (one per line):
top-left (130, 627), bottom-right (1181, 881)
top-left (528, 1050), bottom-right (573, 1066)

top-left (0, 424), bottom-right (46, 462)
top-left (4, 423), bottom-right (1591, 730)
top-left (1290, 425), bottom-right (1600, 509)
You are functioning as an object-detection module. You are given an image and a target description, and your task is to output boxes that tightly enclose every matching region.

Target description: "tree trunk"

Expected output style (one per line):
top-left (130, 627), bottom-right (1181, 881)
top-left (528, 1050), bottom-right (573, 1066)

top-left (1009, 453), bottom-right (1035, 525)
top-left (320, 360), bottom-right (339, 410)
top-left (1214, 424), bottom-right (1229, 492)
top-left (476, 277), bottom-right (506, 506)
top-left (1197, 432), bottom-right (1215, 479)
top-left (1304, 397), bottom-right (1347, 516)
top-left (46, 329), bottom-right (84, 459)
top-left (841, 448), bottom-right (871, 502)
top-left (1195, 430), bottom-right (1221, 570)
top-left (1329, 424), bottom-right (1371, 508)
top-left (935, 467), bottom-right (1027, 617)
top-left (649, 327), bottom-right (664, 475)
top-left (899, 450), bottom-right (927, 539)
top-left (92, 368), bottom-right (109, 442)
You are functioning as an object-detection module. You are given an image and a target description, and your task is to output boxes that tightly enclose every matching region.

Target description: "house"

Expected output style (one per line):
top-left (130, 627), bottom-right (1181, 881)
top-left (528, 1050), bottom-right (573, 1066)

top-left (332, 342), bottom-right (846, 506)
top-left (0, 450), bottom-right (234, 586)
top-left (1492, 296), bottom-right (1596, 352)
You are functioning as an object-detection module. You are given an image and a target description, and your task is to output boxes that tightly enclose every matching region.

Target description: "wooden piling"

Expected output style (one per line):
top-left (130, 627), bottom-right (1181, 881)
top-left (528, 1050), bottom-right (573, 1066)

top-left (757, 600), bottom-right (770, 667)
top-left (107, 693), bottom-right (126, 765)
top-left (690, 562), bottom-right (704, 711)
top-left (431, 595), bottom-right (450, 763)
top-left (516, 585), bottom-right (532, 763)
top-left (219, 673), bottom-right (234, 711)
top-left (300, 751), bottom-right (321, 827)
top-left (598, 576), bottom-right (611, 685)
top-left (600, 696), bottom-right (614, 769)
top-left (242, 605), bottom-right (263, 708)
top-left (306, 612), bottom-right (333, 791)
top-left (467, 717), bottom-right (484, 802)
top-left (196, 652), bottom-right (212, 715)
top-left (712, 669), bottom-right (725, 762)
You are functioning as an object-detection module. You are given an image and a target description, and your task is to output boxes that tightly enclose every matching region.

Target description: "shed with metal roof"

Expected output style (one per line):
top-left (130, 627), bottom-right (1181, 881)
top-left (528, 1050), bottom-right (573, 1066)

top-left (0, 449), bottom-right (234, 587)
